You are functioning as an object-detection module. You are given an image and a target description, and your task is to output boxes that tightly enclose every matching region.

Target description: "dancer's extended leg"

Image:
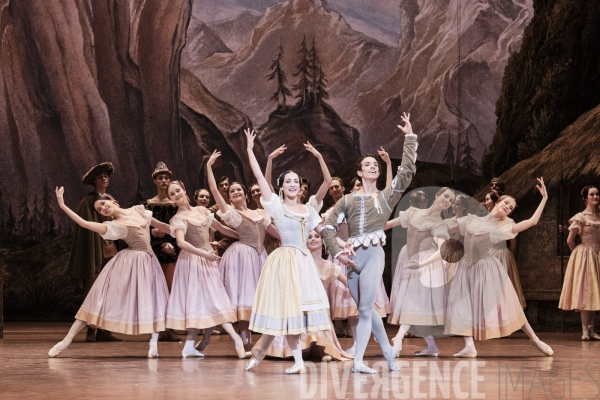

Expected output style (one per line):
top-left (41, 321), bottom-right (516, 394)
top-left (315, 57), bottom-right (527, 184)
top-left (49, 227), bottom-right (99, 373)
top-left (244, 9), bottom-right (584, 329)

top-left (48, 319), bottom-right (88, 357)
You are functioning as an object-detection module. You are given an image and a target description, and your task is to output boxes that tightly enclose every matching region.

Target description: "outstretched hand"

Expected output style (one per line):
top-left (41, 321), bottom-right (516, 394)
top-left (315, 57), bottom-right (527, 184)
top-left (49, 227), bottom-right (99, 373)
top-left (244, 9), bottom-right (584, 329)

top-left (536, 177), bottom-right (547, 199)
top-left (55, 187), bottom-right (65, 208)
top-left (269, 144), bottom-right (287, 160)
top-left (377, 146), bottom-right (390, 163)
top-left (397, 112), bottom-right (413, 135)
top-left (304, 142), bottom-right (322, 158)
top-left (244, 128), bottom-right (256, 151)
top-left (207, 150), bottom-right (221, 167)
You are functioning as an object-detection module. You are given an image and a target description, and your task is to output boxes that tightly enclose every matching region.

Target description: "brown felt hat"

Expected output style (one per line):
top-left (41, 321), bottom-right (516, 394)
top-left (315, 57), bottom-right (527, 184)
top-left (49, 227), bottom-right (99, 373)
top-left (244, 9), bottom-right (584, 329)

top-left (152, 162), bottom-right (172, 179)
top-left (82, 162), bottom-right (114, 186)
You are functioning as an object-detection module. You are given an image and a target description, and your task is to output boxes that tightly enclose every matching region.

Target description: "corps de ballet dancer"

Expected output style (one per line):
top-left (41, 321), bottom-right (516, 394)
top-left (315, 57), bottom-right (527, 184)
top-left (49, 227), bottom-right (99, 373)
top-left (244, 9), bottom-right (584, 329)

top-left (164, 180), bottom-right (249, 358)
top-left (559, 185), bottom-right (600, 340)
top-left (387, 187), bottom-right (456, 358)
top-left (244, 129), bottom-right (333, 374)
top-left (206, 150), bottom-right (280, 350)
top-left (322, 112), bottom-right (418, 374)
top-left (49, 188), bottom-right (172, 358)
top-left (409, 178), bottom-right (553, 357)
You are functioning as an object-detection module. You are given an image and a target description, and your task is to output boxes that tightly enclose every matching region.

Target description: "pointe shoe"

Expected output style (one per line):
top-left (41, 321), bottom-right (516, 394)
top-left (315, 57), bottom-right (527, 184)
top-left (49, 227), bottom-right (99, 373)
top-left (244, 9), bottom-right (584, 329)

top-left (351, 362), bottom-right (377, 374)
top-left (182, 349), bottom-right (204, 358)
top-left (285, 365), bottom-right (306, 374)
top-left (235, 345), bottom-right (250, 359)
top-left (245, 356), bottom-right (261, 371)
top-left (48, 342), bottom-right (66, 358)
top-left (391, 337), bottom-right (402, 358)
top-left (384, 347), bottom-right (401, 371)
top-left (147, 349), bottom-right (159, 358)
top-left (531, 338), bottom-right (553, 356)
top-left (588, 326), bottom-right (600, 340)
top-left (414, 348), bottom-right (439, 357)
top-left (453, 349), bottom-right (477, 358)
top-left (322, 355), bottom-right (333, 362)
top-left (582, 328), bottom-right (590, 341)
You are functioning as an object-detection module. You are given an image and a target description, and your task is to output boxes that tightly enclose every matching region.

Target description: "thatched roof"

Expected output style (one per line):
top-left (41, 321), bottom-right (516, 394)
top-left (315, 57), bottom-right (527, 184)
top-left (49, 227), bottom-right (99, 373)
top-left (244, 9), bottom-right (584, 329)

top-left (480, 104), bottom-right (600, 201)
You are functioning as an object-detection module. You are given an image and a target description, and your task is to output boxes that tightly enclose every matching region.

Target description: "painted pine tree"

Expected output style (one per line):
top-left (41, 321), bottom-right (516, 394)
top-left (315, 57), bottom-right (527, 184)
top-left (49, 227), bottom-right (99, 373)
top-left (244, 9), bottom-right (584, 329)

top-left (266, 39), bottom-right (292, 106)
top-left (292, 35), bottom-right (312, 107)
top-left (309, 38), bottom-right (328, 104)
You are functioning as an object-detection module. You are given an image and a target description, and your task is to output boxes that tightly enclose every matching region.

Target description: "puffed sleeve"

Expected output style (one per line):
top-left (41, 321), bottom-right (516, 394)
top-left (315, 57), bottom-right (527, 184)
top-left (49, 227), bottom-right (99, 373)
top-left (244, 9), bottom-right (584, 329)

top-left (568, 213), bottom-right (585, 234)
top-left (307, 205), bottom-right (321, 232)
top-left (170, 216), bottom-right (188, 236)
top-left (307, 195), bottom-right (323, 213)
top-left (490, 221), bottom-right (518, 243)
top-left (398, 206), bottom-right (419, 228)
top-left (216, 204), bottom-right (243, 228)
top-left (260, 192), bottom-right (284, 220)
top-left (101, 221), bottom-right (128, 240)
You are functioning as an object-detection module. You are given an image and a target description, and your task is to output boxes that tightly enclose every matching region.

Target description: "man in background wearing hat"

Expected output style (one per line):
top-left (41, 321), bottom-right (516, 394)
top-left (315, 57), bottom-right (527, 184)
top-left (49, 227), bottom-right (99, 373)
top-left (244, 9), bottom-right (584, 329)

top-left (67, 162), bottom-right (122, 342)
top-left (142, 162), bottom-right (180, 342)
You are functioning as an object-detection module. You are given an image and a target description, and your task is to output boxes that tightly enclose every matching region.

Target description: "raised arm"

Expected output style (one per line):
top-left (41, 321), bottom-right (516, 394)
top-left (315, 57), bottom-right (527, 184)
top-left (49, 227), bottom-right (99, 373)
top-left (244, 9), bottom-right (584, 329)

top-left (211, 219), bottom-right (239, 239)
top-left (173, 229), bottom-right (220, 262)
top-left (245, 128), bottom-right (274, 201)
top-left (304, 142), bottom-right (332, 204)
top-left (511, 178), bottom-right (548, 234)
top-left (378, 146), bottom-right (393, 189)
top-left (265, 145), bottom-right (286, 193)
top-left (206, 150), bottom-right (229, 211)
top-left (383, 112), bottom-right (418, 208)
top-left (55, 187), bottom-right (107, 235)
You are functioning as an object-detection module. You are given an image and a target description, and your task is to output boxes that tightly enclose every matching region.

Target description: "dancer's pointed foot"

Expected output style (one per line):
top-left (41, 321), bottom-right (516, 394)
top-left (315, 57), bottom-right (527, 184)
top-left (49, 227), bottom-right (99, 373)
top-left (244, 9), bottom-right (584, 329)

top-left (48, 341), bottom-right (69, 358)
top-left (383, 347), bottom-right (401, 371)
top-left (391, 337), bottom-right (402, 358)
top-left (453, 348), bottom-right (477, 358)
top-left (235, 344), bottom-right (250, 359)
top-left (352, 362), bottom-right (377, 374)
top-left (345, 343), bottom-right (356, 357)
top-left (531, 338), bottom-right (553, 356)
top-left (414, 347), bottom-right (439, 357)
top-left (182, 349), bottom-right (204, 358)
top-left (245, 356), bottom-right (261, 371)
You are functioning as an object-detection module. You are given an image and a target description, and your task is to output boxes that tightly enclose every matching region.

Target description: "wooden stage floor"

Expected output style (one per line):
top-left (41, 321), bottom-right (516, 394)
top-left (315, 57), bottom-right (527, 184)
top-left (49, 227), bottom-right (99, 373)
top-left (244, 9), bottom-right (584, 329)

top-left (1, 322), bottom-right (599, 399)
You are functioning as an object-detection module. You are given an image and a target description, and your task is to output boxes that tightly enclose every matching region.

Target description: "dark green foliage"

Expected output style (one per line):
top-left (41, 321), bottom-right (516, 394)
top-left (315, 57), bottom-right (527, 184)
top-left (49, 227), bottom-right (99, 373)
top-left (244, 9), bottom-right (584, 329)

top-left (483, 0), bottom-right (600, 179)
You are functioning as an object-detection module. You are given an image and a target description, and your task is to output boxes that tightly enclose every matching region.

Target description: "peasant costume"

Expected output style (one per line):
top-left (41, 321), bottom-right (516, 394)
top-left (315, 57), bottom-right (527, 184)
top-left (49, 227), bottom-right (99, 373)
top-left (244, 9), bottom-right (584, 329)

top-left (75, 205), bottom-right (169, 334)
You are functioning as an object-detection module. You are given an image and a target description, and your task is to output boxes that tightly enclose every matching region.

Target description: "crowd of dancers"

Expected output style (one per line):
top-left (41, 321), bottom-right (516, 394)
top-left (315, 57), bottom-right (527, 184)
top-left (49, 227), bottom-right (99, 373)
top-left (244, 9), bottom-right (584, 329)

top-left (47, 112), bottom-right (600, 374)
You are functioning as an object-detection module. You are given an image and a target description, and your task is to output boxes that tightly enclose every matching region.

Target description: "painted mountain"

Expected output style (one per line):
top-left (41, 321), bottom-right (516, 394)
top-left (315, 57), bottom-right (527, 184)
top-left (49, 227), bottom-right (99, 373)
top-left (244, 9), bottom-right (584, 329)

top-left (184, 0), bottom-right (399, 129)
top-left (207, 11), bottom-right (263, 52)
